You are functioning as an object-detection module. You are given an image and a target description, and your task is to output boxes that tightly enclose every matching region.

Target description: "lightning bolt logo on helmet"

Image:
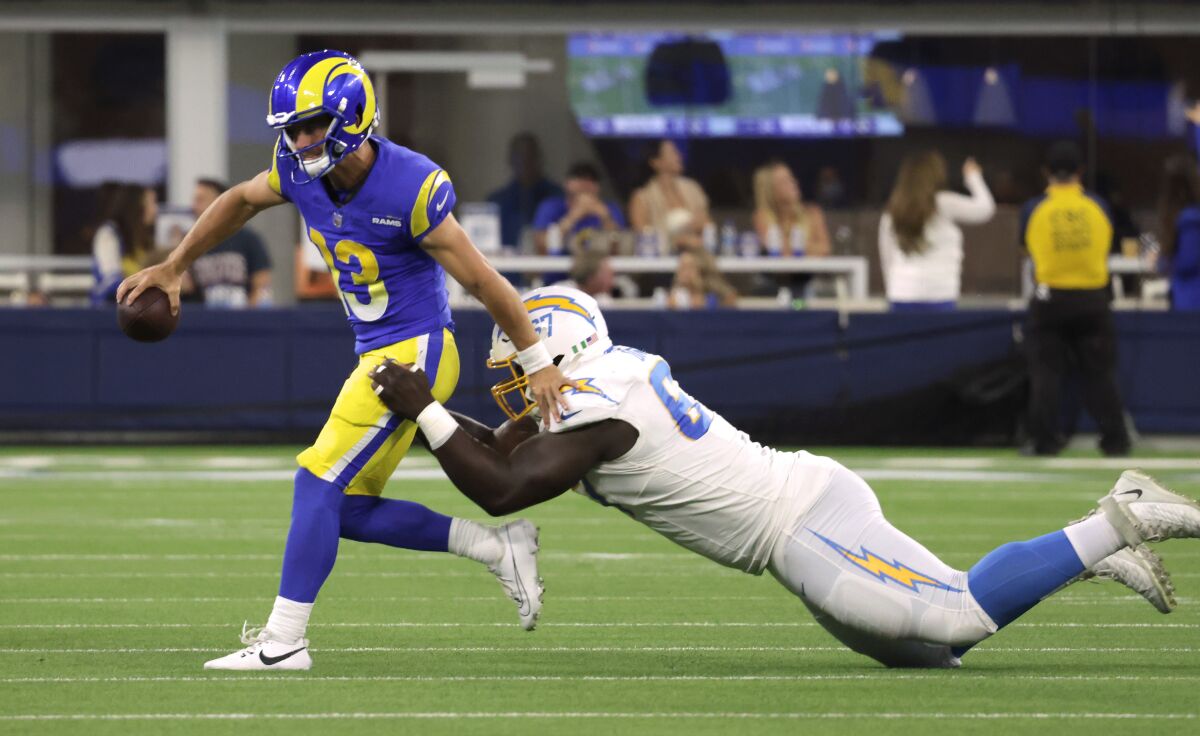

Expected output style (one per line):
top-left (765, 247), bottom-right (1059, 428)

top-left (488, 286), bottom-right (613, 421)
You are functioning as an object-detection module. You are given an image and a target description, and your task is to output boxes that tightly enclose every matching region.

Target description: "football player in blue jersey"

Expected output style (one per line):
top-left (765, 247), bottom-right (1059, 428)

top-left (118, 50), bottom-right (570, 670)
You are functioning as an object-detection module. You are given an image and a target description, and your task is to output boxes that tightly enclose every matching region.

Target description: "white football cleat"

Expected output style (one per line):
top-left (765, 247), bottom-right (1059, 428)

top-left (489, 519), bottom-right (543, 631)
top-left (1091, 470), bottom-right (1200, 545)
top-left (1080, 545), bottom-right (1177, 614)
top-left (203, 623), bottom-right (312, 671)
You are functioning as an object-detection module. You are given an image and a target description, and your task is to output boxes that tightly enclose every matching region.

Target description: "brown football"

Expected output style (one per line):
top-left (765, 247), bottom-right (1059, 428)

top-left (117, 287), bottom-right (179, 343)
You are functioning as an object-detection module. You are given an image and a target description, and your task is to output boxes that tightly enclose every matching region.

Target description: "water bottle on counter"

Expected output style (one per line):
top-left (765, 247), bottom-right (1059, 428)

top-left (719, 220), bottom-right (738, 257)
top-left (765, 224), bottom-right (783, 257)
top-left (636, 227), bottom-right (661, 258)
top-left (789, 224), bottom-right (807, 257)
top-left (546, 224), bottom-right (564, 256)
top-left (738, 231), bottom-right (761, 258)
top-left (702, 222), bottom-right (718, 253)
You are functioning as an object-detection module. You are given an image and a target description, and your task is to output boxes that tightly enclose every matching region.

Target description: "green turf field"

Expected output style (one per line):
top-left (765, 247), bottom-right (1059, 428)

top-left (1, 446), bottom-right (1198, 735)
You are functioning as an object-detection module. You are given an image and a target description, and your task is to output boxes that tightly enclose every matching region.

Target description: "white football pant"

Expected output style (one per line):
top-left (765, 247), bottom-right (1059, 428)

top-left (768, 465), bottom-right (998, 668)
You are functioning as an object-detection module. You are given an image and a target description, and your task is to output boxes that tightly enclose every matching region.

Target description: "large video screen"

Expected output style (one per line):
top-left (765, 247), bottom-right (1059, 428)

top-left (567, 32), bottom-right (904, 138)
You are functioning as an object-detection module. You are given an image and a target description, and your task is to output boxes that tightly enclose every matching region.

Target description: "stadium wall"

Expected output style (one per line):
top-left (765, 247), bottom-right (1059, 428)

top-left (2, 307), bottom-right (1195, 444)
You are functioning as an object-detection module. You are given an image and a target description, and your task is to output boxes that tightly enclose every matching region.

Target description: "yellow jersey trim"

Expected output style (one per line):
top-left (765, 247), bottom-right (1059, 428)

top-left (410, 169), bottom-right (450, 239)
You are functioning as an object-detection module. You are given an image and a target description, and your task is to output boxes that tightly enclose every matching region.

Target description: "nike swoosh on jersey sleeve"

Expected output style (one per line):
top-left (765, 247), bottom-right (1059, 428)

top-left (410, 169), bottom-right (455, 242)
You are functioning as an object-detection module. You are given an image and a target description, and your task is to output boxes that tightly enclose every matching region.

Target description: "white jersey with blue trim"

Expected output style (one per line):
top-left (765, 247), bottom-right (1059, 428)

top-left (547, 345), bottom-right (838, 574)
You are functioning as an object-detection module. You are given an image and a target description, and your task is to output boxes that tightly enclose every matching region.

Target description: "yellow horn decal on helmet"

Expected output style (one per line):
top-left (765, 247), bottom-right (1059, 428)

top-left (295, 57), bottom-right (349, 115)
top-left (342, 69), bottom-right (376, 135)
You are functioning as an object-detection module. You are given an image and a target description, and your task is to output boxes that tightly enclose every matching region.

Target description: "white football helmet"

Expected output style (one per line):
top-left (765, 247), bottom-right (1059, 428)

top-left (488, 286), bottom-right (612, 421)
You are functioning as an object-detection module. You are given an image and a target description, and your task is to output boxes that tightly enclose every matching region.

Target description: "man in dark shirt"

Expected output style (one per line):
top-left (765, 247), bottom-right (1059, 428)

top-left (189, 179), bottom-right (273, 307)
top-left (487, 132), bottom-right (562, 248)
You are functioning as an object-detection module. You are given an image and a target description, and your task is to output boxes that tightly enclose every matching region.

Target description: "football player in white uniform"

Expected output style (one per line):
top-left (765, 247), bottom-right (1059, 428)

top-left (371, 286), bottom-right (1199, 667)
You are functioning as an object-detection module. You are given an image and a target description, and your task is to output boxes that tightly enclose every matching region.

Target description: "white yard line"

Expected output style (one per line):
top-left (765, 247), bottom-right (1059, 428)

top-left (875, 457), bottom-right (1200, 471)
top-left (0, 551), bottom-right (699, 562)
top-left (4, 569), bottom-right (1195, 580)
top-left (0, 595), bottom-right (785, 604)
top-left (3, 673), bottom-right (1200, 684)
top-left (0, 466), bottom-right (1147, 484)
top-left (1, 595), bottom-right (1184, 605)
top-left (0, 621), bottom-right (1196, 630)
top-left (0, 711), bottom-right (1194, 722)
top-left (1, 645), bottom-right (1193, 654)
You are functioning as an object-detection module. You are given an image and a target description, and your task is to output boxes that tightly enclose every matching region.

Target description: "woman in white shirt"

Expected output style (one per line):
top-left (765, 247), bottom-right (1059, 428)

top-left (878, 152), bottom-right (995, 311)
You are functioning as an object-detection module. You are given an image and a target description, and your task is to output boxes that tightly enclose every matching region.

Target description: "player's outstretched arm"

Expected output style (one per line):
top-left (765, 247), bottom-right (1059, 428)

top-left (440, 411), bottom-right (540, 455)
top-left (420, 214), bottom-right (577, 425)
top-left (117, 171), bottom-right (286, 313)
top-left (371, 360), bottom-right (635, 516)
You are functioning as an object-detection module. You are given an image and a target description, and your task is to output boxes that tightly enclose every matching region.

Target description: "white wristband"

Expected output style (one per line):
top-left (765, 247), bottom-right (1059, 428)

top-left (415, 402), bottom-right (458, 451)
top-left (517, 340), bottom-right (553, 375)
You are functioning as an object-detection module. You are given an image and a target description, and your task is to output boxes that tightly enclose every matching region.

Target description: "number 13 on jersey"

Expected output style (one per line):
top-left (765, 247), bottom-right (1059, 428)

top-left (308, 227), bottom-right (390, 322)
top-left (649, 359), bottom-right (712, 440)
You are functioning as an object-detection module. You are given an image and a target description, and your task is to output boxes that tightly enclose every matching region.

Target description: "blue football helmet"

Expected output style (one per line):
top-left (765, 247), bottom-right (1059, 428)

top-left (266, 50), bottom-right (379, 184)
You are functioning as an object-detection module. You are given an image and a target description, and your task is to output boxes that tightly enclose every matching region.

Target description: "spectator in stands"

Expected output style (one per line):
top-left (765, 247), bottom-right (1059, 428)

top-left (295, 224), bottom-right (338, 301)
top-left (532, 161), bottom-right (626, 257)
top-left (630, 139), bottom-right (711, 253)
top-left (668, 250), bottom-right (737, 310)
top-left (554, 249), bottom-right (616, 306)
top-left (487, 132), bottom-right (562, 249)
top-left (80, 181), bottom-right (122, 251)
top-left (1157, 154), bottom-right (1200, 311)
top-left (1020, 141), bottom-right (1130, 457)
top-left (878, 151), bottom-right (995, 311)
top-left (90, 183), bottom-right (155, 305)
top-left (815, 165), bottom-right (847, 210)
top-left (752, 161), bottom-right (831, 257)
top-left (185, 179), bottom-right (272, 308)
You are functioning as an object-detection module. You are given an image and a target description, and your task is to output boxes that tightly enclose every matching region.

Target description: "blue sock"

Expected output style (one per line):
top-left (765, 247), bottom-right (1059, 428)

top-left (966, 530), bottom-right (1085, 629)
top-left (278, 468), bottom-right (344, 603)
top-left (339, 495), bottom-right (452, 551)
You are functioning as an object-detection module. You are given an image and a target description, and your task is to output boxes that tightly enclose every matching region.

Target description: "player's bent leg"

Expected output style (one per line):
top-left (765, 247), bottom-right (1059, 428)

top-left (769, 466), bottom-right (997, 667)
top-left (346, 328), bottom-right (460, 497)
top-left (799, 597), bottom-right (961, 669)
top-left (209, 330), bottom-right (460, 670)
top-left (963, 469), bottom-right (1196, 631)
top-left (279, 468), bottom-right (344, 604)
top-left (204, 468), bottom-right (336, 671)
top-left (311, 329), bottom-right (541, 628)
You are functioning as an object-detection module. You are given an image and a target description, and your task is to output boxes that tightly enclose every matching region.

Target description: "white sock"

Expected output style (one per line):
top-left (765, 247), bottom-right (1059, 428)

top-left (265, 596), bottom-right (313, 645)
top-left (448, 518), bottom-right (503, 565)
top-left (1064, 514), bottom-right (1126, 568)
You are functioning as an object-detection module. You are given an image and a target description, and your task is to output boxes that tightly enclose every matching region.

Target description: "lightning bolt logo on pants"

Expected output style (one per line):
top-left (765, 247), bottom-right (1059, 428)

top-left (809, 529), bottom-right (962, 593)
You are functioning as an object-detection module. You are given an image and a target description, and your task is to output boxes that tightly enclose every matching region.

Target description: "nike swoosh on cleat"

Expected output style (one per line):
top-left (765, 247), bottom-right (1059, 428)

top-left (1117, 489), bottom-right (1144, 499)
top-left (258, 647), bottom-right (306, 666)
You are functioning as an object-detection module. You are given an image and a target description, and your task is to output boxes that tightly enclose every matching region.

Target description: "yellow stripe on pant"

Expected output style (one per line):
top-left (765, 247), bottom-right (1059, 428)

top-left (297, 328), bottom-right (459, 496)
